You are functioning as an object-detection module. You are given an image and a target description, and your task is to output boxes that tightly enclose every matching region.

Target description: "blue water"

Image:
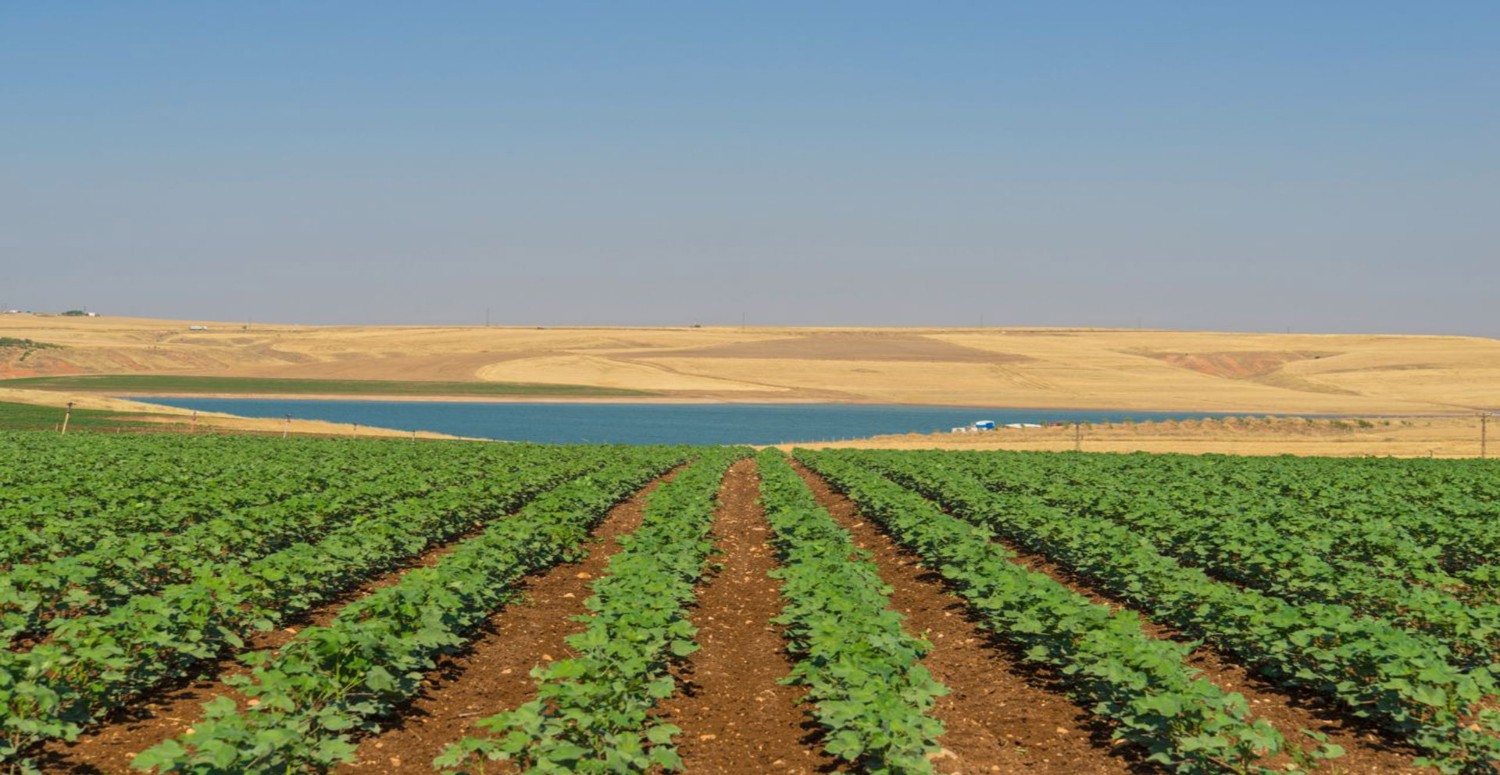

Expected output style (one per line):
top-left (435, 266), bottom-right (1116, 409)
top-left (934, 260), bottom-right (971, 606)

top-left (135, 398), bottom-right (1271, 445)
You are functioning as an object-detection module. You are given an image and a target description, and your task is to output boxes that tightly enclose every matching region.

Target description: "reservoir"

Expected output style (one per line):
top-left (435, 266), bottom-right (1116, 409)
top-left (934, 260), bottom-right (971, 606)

top-left (136, 398), bottom-right (1264, 445)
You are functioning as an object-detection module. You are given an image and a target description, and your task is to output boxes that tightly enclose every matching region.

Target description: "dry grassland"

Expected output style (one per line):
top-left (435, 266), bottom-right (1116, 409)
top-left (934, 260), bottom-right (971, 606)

top-left (3, 315), bottom-right (1497, 454)
top-left (4, 315), bottom-right (1497, 412)
top-left (790, 415), bottom-right (1493, 458)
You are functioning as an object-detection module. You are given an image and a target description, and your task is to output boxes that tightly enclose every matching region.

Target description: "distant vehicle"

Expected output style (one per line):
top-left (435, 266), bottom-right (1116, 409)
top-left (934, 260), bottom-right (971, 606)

top-left (189, 325), bottom-right (210, 331)
top-left (974, 420), bottom-right (996, 431)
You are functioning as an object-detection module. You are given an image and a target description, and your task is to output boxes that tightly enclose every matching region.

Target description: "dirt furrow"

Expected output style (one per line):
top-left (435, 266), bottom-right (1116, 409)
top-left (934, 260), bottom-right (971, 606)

top-left (803, 462), bottom-right (1426, 774)
top-left (332, 472), bottom-right (673, 773)
top-left (975, 512), bottom-right (1426, 773)
top-left (656, 458), bottom-right (836, 774)
top-left (38, 518), bottom-right (506, 774)
top-left (793, 462), bottom-right (1139, 774)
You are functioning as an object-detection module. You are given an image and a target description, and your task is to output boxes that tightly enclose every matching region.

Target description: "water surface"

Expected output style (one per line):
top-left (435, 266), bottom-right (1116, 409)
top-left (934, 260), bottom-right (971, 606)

top-left (137, 398), bottom-right (1266, 445)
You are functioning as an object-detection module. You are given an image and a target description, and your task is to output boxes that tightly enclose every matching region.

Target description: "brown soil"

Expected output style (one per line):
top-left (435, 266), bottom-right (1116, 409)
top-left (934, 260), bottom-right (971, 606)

top-left (656, 458), bottom-right (837, 774)
top-left (38, 518), bottom-right (500, 774)
top-left (792, 462), bottom-right (1140, 774)
top-left (332, 472), bottom-right (672, 773)
top-left (985, 533), bottom-right (1427, 774)
top-left (1141, 350), bottom-right (1336, 380)
top-left (837, 465), bottom-right (1427, 774)
top-left (620, 332), bottom-right (1029, 364)
top-left (23, 458), bottom-right (1443, 775)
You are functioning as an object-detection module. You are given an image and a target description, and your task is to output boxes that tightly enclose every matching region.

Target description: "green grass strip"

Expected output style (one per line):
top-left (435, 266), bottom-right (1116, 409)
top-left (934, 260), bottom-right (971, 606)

top-left (0, 401), bottom-right (170, 432)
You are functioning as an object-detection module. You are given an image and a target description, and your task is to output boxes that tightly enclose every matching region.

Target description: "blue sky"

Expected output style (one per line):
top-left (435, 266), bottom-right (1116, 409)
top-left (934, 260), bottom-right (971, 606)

top-left (3, 3), bottom-right (1496, 333)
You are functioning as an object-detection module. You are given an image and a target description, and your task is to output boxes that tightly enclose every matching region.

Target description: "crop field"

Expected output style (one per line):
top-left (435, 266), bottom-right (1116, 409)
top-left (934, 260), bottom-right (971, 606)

top-left (1, 434), bottom-right (1497, 774)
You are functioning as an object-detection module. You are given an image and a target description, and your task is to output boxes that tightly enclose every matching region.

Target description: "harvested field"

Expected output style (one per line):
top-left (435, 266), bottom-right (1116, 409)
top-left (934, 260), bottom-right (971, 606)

top-left (4, 315), bottom-right (1499, 415)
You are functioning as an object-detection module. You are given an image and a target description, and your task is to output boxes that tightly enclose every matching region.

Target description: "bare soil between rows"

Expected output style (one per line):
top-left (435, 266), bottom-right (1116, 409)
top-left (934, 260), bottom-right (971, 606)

top-left (656, 458), bottom-right (839, 774)
top-left (792, 461), bottom-right (1143, 774)
top-left (333, 472), bottom-right (675, 773)
top-left (29, 457), bottom-right (1442, 775)
top-left (815, 460), bottom-right (1428, 774)
top-left (37, 515), bottom-right (496, 775)
top-left (984, 525), bottom-right (1428, 774)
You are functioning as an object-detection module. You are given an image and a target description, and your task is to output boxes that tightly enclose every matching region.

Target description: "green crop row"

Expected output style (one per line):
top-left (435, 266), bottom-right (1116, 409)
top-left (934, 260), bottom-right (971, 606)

top-left (0, 435), bottom-right (396, 567)
top-left (848, 451), bottom-right (1500, 773)
top-left (941, 450), bottom-right (1500, 668)
top-left (0, 448), bottom-right (503, 644)
top-left (134, 451), bottom-right (686, 774)
top-left (437, 448), bottom-right (745, 774)
top-left (794, 450), bottom-right (1287, 774)
top-left (0, 448), bottom-right (644, 773)
top-left (0, 436), bottom-right (548, 577)
top-left (956, 451), bottom-right (1500, 592)
top-left (756, 450), bottom-right (947, 773)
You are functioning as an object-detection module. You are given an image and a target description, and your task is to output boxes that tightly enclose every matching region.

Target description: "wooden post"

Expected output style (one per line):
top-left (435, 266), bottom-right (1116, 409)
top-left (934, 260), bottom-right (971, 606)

top-left (1482, 412), bottom-right (1491, 459)
top-left (1073, 422), bottom-right (1081, 452)
top-left (190, 411), bottom-right (198, 434)
top-left (351, 423), bottom-right (359, 439)
top-left (61, 402), bottom-right (73, 435)
top-left (283, 414), bottom-right (291, 439)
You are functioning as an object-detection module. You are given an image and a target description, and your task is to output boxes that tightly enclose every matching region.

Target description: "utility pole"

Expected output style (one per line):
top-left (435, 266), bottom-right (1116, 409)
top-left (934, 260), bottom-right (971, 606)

top-left (485, 308), bottom-right (491, 327)
top-left (61, 402), bottom-right (73, 435)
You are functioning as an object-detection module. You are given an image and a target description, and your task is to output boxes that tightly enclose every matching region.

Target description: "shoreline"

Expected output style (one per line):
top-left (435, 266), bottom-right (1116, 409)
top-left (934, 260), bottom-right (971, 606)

top-left (3, 388), bottom-right (1487, 456)
top-left (106, 391), bottom-right (1470, 418)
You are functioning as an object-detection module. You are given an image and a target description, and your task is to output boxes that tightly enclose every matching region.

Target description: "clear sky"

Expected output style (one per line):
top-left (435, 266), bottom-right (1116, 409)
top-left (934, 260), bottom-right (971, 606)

top-left (3, 3), bottom-right (1496, 334)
